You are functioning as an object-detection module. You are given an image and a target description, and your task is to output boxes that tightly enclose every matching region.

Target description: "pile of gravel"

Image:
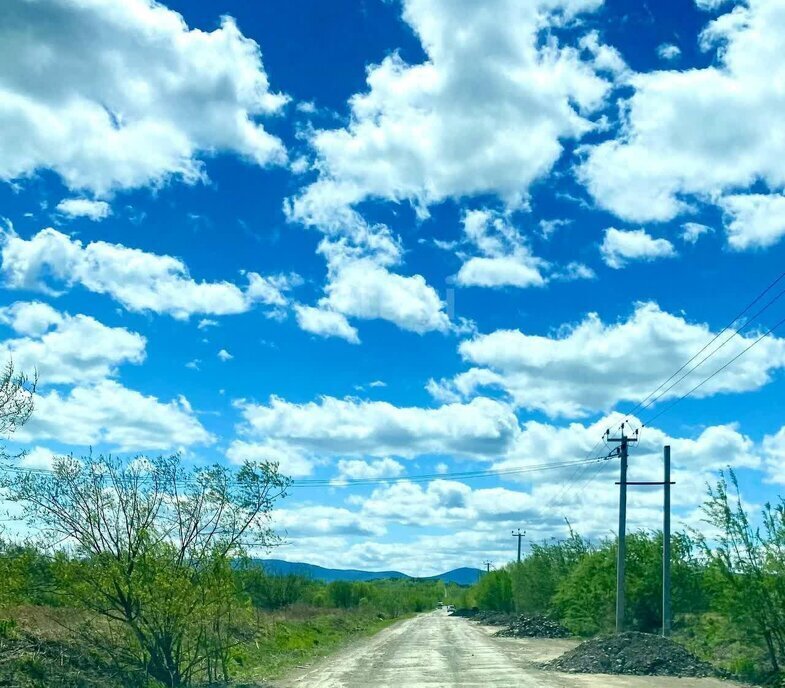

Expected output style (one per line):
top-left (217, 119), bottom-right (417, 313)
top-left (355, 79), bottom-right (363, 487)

top-left (494, 616), bottom-right (571, 639)
top-left (472, 611), bottom-right (515, 625)
top-left (545, 632), bottom-right (716, 678)
top-left (448, 608), bottom-right (479, 618)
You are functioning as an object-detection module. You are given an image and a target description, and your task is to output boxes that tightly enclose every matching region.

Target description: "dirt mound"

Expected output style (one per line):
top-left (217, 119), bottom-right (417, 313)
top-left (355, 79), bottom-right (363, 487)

top-left (448, 608), bottom-right (479, 618)
top-left (494, 616), bottom-right (571, 639)
top-left (472, 611), bottom-right (515, 625)
top-left (545, 632), bottom-right (716, 677)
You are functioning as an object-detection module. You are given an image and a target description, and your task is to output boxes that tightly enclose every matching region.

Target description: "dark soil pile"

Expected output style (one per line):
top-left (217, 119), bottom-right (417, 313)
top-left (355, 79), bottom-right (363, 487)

top-left (448, 608), bottom-right (479, 618)
top-left (472, 611), bottom-right (515, 625)
top-left (545, 632), bottom-right (716, 677)
top-left (494, 616), bottom-right (571, 639)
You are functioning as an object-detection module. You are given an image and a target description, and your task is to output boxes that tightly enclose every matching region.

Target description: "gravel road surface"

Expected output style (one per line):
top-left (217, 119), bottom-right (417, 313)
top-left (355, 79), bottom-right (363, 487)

top-left (276, 610), bottom-right (747, 688)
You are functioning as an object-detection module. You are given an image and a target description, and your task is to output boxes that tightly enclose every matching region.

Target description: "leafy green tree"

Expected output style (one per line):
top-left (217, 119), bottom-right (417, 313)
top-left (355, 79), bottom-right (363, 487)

top-left (475, 569), bottom-right (513, 612)
top-left (0, 360), bottom-right (35, 443)
top-left (554, 531), bottom-right (707, 635)
top-left (697, 471), bottom-right (785, 675)
top-left (2, 454), bottom-right (290, 687)
top-left (238, 568), bottom-right (315, 610)
top-left (510, 529), bottom-right (590, 615)
top-left (327, 580), bottom-right (356, 608)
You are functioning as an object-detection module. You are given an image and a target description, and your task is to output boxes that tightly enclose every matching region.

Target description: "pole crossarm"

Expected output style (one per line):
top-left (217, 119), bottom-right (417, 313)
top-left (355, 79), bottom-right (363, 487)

top-left (615, 481), bottom-right (676, 486)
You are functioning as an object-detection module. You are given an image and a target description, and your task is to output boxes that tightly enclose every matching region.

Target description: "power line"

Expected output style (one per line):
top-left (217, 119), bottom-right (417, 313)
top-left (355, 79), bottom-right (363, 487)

top-left (586, 267), bottom-right (785, 462)
top-left (292, 455), bottom-right (613, 487)
top-left (632, 281), bottom-right (785, 417)
top-left (642, 312), bottom-right (785, 428)
top-left (622, 268), bottom-right (785, 422)
top-left (0, 454), bottom-right (614, 489)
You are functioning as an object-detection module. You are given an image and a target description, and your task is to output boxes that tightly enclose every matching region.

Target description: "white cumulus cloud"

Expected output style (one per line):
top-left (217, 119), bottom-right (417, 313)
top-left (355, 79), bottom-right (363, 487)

top-left (0, 301), bottom-right (146, 384)
top-left (1, 228), bottom-right (297, 319)
top-left (435, 302), bottom-right (785, 417)
top-left (294, 305), bottom-right (360, 344)
top-left (657, 43), bottom-right (682, 61)
top-left (320, 259), bottom-right (450, 335)
top-left (17, 380), bottom-right (212, 451)
top-left (235, 395), bottom-right (520, 459)
top-left (580, 0), bottom-right (785, 231)
top-left (681, 222), bottom-right (713, 244)
top-left (720, 193), bottom-right (785, 250)
top-left (600, 228), bottom-right (676, 269)
top-left (289, 0), bottom-right (610, 226)
top-left (454, 210), bottom-right (547, 289)
top-left (55, 198), bottom-right (111, 221)
top-left (335, 458), bottom-right (405, 481)
top-left (0, 0), bottom-right (287, 195)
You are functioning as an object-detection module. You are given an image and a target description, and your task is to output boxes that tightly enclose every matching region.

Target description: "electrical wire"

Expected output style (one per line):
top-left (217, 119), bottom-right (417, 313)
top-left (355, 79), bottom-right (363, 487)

top-left (622, 268), bottom-right (785, 422)
top-left (632, 281), bottom-right (785, 418)
top-left (293, 454), bottom-right (615, 487)
top-left (0, 454), bottom-right (614, 489)
top-left (641, 311), bottom-right (785, 428)
top-left (587, 267), bottom-right (785, 457)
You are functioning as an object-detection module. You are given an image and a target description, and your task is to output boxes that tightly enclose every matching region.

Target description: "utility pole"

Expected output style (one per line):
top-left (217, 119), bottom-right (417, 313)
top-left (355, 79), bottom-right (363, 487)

top-left (512, 529), bottom-right (526, 564)
top-left (607, 422), bottom-right (637, 633)
top-left (609, 434), bottom-right (675, 636)
top-left (663, 445), bottom-right (672, 637)
top-left (482, 560), bottom-right (492, 574)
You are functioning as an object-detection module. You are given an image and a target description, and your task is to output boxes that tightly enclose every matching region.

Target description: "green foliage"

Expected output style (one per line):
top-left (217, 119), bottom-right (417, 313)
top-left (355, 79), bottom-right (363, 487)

top-left (695, 470), bottom-right (785, 679)
top-left (0, 541), bottom-right (59, 607)
top-left (310, 578), bottom-right (444, 617)
top-left (444, 582), bottom-right (475, 609)
top-left (234, 607), bottom-right (402, 681)
top-left (474, 569), bottom-right (513, 612)
top-left (237, 567), bottom-right (315, 610)
top-left (551, 532), bottom-right (706, 635)
top-left (510, 529), bottom-right (590, 616)
top-left (1, 454), bottom-right (290, 688)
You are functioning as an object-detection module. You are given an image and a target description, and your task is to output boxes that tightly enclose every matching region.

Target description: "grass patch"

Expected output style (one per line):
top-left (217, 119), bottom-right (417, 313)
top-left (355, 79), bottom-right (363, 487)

top-left (0, 605), bottom-right (409, 686)
top-left (234, 606), bottom-right (408, 682)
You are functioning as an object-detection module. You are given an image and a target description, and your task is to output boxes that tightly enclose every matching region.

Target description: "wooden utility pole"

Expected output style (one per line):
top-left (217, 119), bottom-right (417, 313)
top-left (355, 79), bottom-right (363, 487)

top-left (663, 445), bottom-right (672, 637)
top-left (482, 560), bottom-right (492, 574)
top-left (607, 422), bottom-right (637, 633)
top-left (512, 529), bottom-right (525, 564)
top-left (610, 436), bottom-right (675, 636)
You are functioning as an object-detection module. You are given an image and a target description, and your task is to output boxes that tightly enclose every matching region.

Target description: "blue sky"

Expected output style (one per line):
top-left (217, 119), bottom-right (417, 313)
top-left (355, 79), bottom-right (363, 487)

top-left (2, 0), bottom-right (785, 575)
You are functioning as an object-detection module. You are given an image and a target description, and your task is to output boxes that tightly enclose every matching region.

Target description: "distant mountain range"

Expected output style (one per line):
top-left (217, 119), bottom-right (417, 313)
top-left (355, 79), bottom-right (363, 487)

top-left (255, 559), bottom-right (482, 586)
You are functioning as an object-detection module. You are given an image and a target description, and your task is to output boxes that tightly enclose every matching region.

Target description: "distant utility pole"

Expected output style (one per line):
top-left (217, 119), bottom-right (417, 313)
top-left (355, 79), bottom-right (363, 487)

top-left (512, 529), bottom-right (526, 564)
top-left (482, 560), bottom-right (492, 574)
top-left (607, 422), bottom-right (638, 633)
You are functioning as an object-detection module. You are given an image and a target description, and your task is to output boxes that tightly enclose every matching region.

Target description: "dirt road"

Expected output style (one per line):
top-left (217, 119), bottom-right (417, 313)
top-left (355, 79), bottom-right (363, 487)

top-left (276, 610), bottom-right (746, 688)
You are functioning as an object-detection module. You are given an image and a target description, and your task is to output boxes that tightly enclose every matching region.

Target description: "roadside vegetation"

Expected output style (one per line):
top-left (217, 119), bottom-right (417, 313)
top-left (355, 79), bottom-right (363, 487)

top-left (0, 455), bottom-right (450, 688)
top-left (0, 362), bottom-right (448, 687)
top-left (449, 472), bottom-right (785, 685)
top-left (0, 548), bottom-right (445, 687)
